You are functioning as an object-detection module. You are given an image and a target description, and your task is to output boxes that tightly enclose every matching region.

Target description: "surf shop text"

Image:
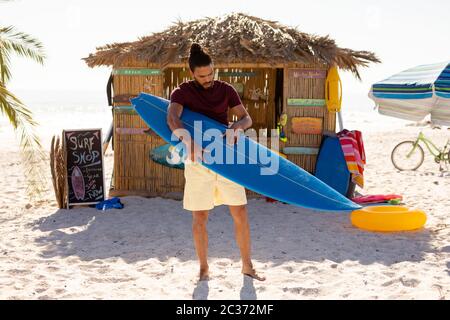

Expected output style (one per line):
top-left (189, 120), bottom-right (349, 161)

top-left (68, 135), bottom-right (100, 165)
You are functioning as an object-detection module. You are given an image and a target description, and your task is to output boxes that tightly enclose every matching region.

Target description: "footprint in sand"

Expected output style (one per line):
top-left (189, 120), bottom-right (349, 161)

top-left (300, 266), bottom-right (319, 273)
top-left (8, 269), bottom-right (31, 276)
top-left (432, 284), bottom-right (446, 300)
top-left (136, 266), bottom-right (147, 272)
top-left (216, 261), bottom-right (229, 267)
top-left (146, 271), bottom-right (165, 278)
top-left (77, 265), bottom-right (93, 272)
top-left (284, 266), bottom-right (294, 273)
top-left (35, 282), bottom-right (49, 294)
top-left (96, 267), bottom-right (111, 274)
top-left (256, 286), bottom-right (267, 292)
top-left (382, 277), bottom-right (420, 288)
top-left (54, 288), bottom-right (66, 295)
top-left (400, 277), bottom-right (420, 287)
top-left (89, 276), bottom-right (137, 284)
top-left (37, 295), bottom-right (56, 300)
top-left (283, 287), bottom-right (321, 296)
top-left (34, 274), bottom-right (46, 280)
top-left (214, 274), bottom-right (227, 280)
top-left (46, 266), bottom-right (59, 272)
top-left (382, 272), bottom-right (396, 278)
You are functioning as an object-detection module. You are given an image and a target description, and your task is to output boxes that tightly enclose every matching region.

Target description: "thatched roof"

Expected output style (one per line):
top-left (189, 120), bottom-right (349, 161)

top-left (83, 13), bottom-right (380, 79)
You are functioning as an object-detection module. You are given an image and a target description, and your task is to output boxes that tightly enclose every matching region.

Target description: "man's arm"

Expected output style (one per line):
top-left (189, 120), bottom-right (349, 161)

top-left (167, 102), bottom-right (187, 140)
top-left (229, 104), bottom-right (252, 130)
top-left (167, 102), bottom-right (202, 161)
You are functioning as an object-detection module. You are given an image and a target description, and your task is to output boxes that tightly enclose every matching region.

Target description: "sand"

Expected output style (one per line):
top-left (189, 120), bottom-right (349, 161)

top-left (0, 109), bottom-right (449, 300)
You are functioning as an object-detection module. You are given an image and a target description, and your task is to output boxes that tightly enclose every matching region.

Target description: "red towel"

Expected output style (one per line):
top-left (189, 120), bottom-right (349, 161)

top-left (352, 194), bottom-right (402, 204)
top-left (337, 129), bottom-right (366, 188)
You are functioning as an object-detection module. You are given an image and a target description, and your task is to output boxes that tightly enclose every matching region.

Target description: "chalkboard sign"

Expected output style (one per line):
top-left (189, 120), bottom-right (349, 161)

top-left (63, 129), bottom-right (105, 208)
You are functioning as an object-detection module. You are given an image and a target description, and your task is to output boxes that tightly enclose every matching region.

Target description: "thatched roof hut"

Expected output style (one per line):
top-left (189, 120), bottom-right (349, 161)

top-left (83, 13), bottom-right (379, 199)
top-left (84, 12), bottom-right (379, 79)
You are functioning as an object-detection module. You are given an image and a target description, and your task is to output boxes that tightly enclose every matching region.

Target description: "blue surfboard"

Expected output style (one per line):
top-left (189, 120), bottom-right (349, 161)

top-left (315, 136), bottom-right (354, 197)
top-left (131, 93), bottom-right (361, 211)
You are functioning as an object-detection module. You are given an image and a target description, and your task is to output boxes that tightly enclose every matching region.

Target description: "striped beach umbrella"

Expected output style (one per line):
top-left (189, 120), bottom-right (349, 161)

top-left (368, 60), bottom-right (450, 125)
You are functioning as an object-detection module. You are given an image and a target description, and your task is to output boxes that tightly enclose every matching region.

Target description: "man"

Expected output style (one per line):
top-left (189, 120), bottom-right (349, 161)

top-left (167, 43), bottom-right (265, 282)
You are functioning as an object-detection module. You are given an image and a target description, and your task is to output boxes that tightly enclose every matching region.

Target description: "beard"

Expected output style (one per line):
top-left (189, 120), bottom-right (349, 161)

top-left (194, 79), bottom-right (212, 89)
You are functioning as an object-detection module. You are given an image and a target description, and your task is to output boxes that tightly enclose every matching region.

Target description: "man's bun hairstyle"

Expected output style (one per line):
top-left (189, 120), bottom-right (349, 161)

top-left (188, 43), bottom-right (212, 71)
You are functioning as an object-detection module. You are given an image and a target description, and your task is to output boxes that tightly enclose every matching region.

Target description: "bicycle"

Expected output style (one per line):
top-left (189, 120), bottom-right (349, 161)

top-left (391, 131), bottom-right (450, 171)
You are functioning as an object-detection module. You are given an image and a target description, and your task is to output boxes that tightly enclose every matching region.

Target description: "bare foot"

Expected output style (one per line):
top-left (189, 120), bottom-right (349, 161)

top-left (242, 267), bottom-right (266, 281)
top-left (199, 266), bottom-right (210, 281)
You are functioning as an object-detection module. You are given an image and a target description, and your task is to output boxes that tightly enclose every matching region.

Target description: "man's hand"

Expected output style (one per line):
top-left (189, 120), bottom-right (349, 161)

top-left (182, 138), bottom-right (205, 162)
top-left (223, 122), bottom-right (245, 145)
top-left (224, 105), bottom-right (252, 145)
top-left (229, 122), bottom-right (244, 131)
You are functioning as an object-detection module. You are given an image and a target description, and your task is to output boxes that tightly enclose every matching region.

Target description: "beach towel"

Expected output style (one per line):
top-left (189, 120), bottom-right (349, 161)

top-left (95, 197), bottom-right (124, 210)
top-left (352, 194), bottom-right (402, 204)
top-left (337, 129), bottom-right (366, 188)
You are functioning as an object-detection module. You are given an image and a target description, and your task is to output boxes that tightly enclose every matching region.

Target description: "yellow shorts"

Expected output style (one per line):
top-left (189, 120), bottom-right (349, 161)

top-left (183, 160), bottom-right (247, 211)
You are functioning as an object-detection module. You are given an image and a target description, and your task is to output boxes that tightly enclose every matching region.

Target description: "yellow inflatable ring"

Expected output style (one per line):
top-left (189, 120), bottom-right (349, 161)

top-left (351, 206), bottom-right (426, 232)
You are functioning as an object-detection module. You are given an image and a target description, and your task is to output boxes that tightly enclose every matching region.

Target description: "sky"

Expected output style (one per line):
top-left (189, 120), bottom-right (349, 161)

top-left (1, 0), bottom-right (450, 111)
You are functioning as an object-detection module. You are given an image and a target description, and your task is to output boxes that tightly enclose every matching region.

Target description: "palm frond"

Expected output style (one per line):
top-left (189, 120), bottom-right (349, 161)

top-left (0, 81), bottom-right (22, 126)
top-left (0, 26), bottom-right (46, 83)
top-left (0, 25), bottom-right (47, 200)
top-left (0, 46), bottom-right (11, 83)
top-left (0, 82), bottom-right (48, 200)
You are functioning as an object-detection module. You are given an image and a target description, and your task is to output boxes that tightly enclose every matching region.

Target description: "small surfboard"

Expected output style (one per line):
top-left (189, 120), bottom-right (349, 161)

top-left (315, 135), bottom-right (354, 197)
top-left (71, 166), bottom-right (85, 200)
top-left (150, 144), bottom-right (185, 169)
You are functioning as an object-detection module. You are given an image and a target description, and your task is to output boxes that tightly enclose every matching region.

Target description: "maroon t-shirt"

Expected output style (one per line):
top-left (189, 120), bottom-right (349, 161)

top-left (170, 80), bottom-right (242, 125)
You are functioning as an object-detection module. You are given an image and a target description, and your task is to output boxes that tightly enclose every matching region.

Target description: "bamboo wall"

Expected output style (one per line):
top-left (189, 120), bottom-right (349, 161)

top-left (282, 63), bottom-right (335, 173)
top-left (111, 59), bottom-right (184, 198)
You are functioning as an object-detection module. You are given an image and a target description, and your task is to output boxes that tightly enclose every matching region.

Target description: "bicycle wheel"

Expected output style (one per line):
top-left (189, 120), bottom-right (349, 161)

top-left (391, 141), bottom-right (424, 171)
